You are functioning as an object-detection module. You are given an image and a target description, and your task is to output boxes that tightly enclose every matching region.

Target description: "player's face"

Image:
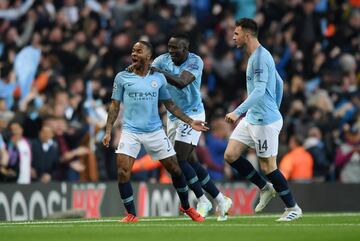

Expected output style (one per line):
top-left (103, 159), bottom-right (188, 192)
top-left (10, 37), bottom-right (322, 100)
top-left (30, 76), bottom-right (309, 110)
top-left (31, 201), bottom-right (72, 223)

top-left (168, 38), bottom-right (187, 65)
top-left (131, 42), bottom-right (151, 68)
top-left (233, 26), bottom-right (247, 48)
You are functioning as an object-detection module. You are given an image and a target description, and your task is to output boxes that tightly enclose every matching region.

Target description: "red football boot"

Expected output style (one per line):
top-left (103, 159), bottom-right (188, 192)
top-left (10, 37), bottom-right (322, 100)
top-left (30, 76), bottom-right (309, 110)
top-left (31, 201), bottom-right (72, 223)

top-left (180, 207), bottom-right (205, 222)
top-left (119, 214), bottom-right (139, 223)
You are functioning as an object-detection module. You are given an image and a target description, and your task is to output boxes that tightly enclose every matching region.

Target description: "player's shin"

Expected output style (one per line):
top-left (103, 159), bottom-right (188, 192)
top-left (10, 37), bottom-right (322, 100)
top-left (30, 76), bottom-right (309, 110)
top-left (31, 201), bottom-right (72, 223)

top-left (266, 169), bottom-right (296, 208)
top-left (178, 160), bottom-right (205, 198)
top-left (171, 174), bottom-right (190, 210)
top-left (230, 156), bottom-right (267, 189)
top-left (118, 182), bottom-right (137, 216)
top-left (190, 161), bottom-right (220, 198)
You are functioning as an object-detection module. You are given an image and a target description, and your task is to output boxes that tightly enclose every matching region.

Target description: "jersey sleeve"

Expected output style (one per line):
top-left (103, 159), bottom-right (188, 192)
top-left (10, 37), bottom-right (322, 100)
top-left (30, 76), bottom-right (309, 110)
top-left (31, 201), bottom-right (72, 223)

top-left (158, 74), bottom-right (172, 100)
top-left (275, 70), bottom-right (283, 108)
top-left (183, 56), bottom-right (203, 79)
top-left (111, 72), bottom-right (124, 102)
top-left (152, 55), bottom-right (163, 69)
top-left (234, 56), bottom-right (269, 116)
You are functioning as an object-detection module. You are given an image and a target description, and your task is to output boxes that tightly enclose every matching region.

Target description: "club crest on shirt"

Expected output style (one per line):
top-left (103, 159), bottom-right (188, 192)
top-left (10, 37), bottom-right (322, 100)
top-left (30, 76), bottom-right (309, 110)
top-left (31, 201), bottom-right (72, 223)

top-left (187, 62), bottom-right (199, 70)
top-left (151, 80), bottom-right (158, 88)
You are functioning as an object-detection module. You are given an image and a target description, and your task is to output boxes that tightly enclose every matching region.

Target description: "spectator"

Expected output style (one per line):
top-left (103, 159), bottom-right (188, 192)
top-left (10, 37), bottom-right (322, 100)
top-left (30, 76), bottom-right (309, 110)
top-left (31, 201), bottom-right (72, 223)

top-left (52, 117), bottom-right (88, 181)
top-left (335, 124), bottom-right (360, 183)
top-left (0, 134), bottom-right (8, 166)
top-left (279, 135), bottom-right (314, 182)
top-left (7, 121), bottom-right (32, 184)
top-left (304, 126), bottom-right (331, 181)
top-left (31, 125), bottom-right (59, 183)
top-left (0, 0), bottom-right (35, 21)
top-left (0, 133), bottom-right (12, 180)
top-left (0, 98), bottom-right (14, 127)
top-left (204, 117), bottom-right (231, 181)
top-left (292, 0), bottom-right (323, 79)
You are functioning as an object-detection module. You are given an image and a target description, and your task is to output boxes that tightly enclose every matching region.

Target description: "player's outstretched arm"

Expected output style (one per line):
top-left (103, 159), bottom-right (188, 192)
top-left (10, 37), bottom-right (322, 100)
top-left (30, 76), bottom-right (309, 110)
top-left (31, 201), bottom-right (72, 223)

top-left (152, 67), bottom-right (195, 89)
top-left (162, 99), bottom-right (209, 132)
top-left (102, 100), bottom-right (120, 147)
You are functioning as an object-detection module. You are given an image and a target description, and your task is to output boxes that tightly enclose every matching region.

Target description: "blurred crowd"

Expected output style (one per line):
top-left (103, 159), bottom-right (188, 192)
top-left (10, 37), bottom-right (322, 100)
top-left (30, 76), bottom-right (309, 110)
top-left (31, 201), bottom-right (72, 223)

top-left (0, 0), bottom-right (359, 184)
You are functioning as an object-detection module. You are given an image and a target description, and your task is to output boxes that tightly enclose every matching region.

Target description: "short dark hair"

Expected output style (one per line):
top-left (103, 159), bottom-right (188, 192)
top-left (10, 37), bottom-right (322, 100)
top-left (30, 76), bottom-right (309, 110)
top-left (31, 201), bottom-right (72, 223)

top-left (170, 33), bottom-right (190, 47)
top-left (138, 40), bottom-right (153, 56)
top-left (291, 134), bottom-right (305, 146)
top-left (171, 33), bottom-right (190, 42)
top-left (235, 18), bottom-right (258, 37)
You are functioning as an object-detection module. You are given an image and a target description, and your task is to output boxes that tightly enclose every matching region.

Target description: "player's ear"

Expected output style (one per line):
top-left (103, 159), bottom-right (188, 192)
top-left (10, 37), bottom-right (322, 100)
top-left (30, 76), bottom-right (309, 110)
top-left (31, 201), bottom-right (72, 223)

top-left (183, 42), bottom-right (189, 51)
top-left (246, 32), bottom-right (252, 40)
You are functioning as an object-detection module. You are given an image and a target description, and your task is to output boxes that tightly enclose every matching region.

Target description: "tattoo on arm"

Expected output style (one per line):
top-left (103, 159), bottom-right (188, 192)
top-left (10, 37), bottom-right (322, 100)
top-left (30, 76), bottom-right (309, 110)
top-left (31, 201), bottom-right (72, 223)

top-left (105, 100), bottom-right (120, 134)
top-left (162, 99), bottom-right (192, 124)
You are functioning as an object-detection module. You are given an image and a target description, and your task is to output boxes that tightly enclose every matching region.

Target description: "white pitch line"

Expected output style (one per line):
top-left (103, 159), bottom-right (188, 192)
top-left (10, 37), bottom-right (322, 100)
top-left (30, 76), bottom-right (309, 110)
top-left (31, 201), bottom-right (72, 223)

top-left (0, 223), bottom-right (359, 228)
top-left (0, 213), bottom-right (359, 226)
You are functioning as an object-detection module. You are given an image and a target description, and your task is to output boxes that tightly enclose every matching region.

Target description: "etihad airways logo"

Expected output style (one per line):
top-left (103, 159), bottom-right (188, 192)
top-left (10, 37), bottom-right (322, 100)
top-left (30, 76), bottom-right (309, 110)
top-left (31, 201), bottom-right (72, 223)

top-left (128, 91), bottom-right (157, 100)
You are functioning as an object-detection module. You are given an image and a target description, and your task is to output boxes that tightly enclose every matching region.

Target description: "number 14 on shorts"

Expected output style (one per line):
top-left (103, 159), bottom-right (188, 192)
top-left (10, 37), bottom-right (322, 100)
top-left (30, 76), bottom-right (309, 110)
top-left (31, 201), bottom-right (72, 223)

top-left (257, 139), bottom-right (268, 153)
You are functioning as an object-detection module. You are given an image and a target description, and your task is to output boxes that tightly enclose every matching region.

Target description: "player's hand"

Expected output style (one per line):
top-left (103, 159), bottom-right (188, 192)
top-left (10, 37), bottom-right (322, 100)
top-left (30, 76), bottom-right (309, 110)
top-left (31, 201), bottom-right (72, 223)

top-left (102, 133), bottom-right (111, 147)
top-left (150, 66), bottom-right (161, 74)
top-left (190, 120), bottom-right (209, 132)
top-left (225, 112), bottom-right (239, 124)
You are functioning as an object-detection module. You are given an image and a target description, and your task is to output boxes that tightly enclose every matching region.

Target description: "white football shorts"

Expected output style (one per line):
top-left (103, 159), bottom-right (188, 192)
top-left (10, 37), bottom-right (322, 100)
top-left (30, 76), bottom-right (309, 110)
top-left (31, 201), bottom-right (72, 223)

top-left (115, 129), bottom-right (176, 160)
top-left (167, 112), bottom-right (206, 146)
top-left (230, 118), bottom-right (283, 158)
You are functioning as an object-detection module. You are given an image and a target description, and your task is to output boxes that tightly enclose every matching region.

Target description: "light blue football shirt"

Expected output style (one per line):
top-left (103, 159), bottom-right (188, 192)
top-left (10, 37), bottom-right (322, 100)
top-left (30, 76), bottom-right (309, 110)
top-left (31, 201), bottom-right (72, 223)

top-left (152, 53), bottom-right (205, 121)
top-left (111, 71), bottom-right (171, 133)
top-left (234, 45), bottom-right (283, 125)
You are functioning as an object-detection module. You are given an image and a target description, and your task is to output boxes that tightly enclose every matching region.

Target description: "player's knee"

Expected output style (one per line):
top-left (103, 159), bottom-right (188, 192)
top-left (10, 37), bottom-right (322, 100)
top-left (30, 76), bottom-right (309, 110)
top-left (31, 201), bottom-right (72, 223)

top-left (176, 152), bottom-right (189, 161)
top-left (224, 151), bottom-right (236, 163)
top-left (169, 166), bottom-right (182, 177)
top-left (259, 165), bottom-right (270, 174)
top-left (163, 156), bottom-right (183, 176)
top-left (167, 163), bottom-right (183, 177)
top-left (187, 155), bottom-right (197, 163)
top-left (118, 168), bottom-right (131, 182)
top-left (259, 159), bottom-right (277, 174)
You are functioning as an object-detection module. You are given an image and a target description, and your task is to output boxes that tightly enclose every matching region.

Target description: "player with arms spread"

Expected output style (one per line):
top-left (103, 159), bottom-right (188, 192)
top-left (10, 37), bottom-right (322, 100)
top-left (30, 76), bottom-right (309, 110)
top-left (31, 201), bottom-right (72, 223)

top-left (224, 18), bottom-right (302, 221)
top-left (102, 41), bottom-right (208, 222)
top-left (152, 34), bottom-right (232, 221)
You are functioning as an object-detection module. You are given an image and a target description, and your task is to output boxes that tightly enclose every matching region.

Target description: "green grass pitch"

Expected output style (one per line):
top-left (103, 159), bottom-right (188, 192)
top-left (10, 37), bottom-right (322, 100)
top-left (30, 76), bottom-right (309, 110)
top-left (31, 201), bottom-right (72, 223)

top-left (0, 213), bottom-right (359, 241)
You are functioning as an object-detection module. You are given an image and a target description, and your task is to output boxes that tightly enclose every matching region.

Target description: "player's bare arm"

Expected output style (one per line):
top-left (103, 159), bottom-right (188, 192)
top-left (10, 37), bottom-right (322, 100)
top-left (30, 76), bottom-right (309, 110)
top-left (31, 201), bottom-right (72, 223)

top-left (151, 67), bottom-right (195, 89)
top-left (162, 99), bottom-right (209, 132)
top-left (102, 100), bottom-right (120, 147)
